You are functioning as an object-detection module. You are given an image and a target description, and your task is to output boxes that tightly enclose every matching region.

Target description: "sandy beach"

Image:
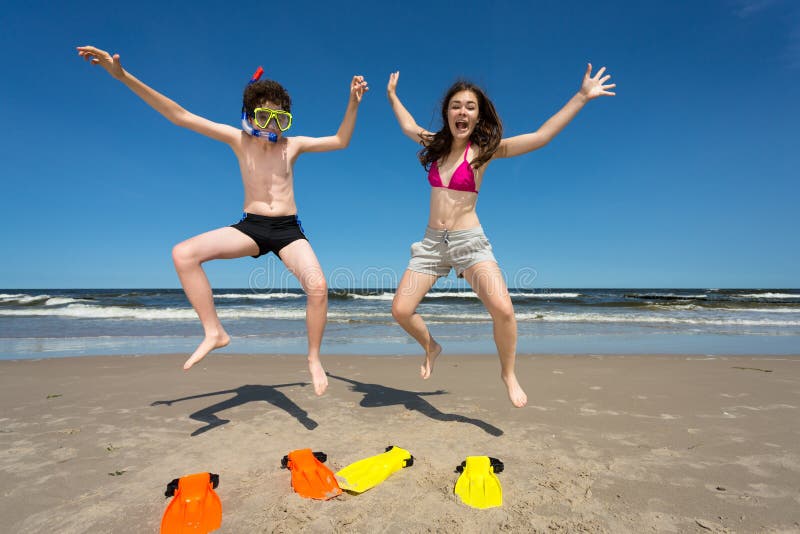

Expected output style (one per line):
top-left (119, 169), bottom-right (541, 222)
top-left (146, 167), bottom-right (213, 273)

top-left (1, 353), bottom-right (799, 533)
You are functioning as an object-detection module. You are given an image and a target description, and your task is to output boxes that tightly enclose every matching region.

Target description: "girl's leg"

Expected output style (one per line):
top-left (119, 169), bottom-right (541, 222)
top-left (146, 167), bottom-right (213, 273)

top-left (391, 269), bottom-right (441, 379)
top-left (461, 261), bottom-right (528, 407)
top-left (172, 227), bottom-right (259, 370)
top-left (278, 239), bottom-right (329, 395)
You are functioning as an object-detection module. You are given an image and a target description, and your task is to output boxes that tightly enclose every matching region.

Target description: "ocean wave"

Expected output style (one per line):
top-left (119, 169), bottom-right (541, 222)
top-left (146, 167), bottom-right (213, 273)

top-left (0, 294), bottom-right (51, 305)
top-left (626, 293), bottom-right (708, 300)
top-left (511, 292), bottom-right (582, 299)
top-left (739, 293), bottom-right (800, 299)
top-left (348, 293), bottom-right (395, 300)
top-left (722, 307), bottom-right (800, 314)
top-left (2, 301), bottom-right (799, 328)
top-left (651, 303), bottom-right (800, 314)
top-left (0, 304), bottom-right (307, 321)
top-left (426, 292), bottom-right (478, 298)
top-left (44, 297), bottom-right (90, 306)
top-left (214, 293), bottom-right (304, 300)
top-left (515, 311), bottom-right (800, 327)
top-left (0, 294), bottom-right (93, 307)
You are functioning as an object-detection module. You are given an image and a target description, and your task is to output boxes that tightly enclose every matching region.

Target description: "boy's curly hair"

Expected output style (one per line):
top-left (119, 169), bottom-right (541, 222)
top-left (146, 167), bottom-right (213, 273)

top-left (243, 79), bottom-right (292, 116)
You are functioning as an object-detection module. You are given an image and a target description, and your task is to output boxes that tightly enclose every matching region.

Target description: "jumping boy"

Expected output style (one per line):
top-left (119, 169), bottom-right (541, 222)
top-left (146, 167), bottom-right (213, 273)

top-left (77, 45), bottom-right (368, 395)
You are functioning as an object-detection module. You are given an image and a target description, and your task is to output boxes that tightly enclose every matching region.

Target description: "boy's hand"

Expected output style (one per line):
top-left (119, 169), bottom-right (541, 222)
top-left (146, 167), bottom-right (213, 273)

top-left (580, 63), bottom-right (616, 100)
top-left (387, 71), bottom-right (399, 98)
top-left (76, 45), bottom-right (124, 79)
top-left (350, 75), bottom-right (368, 103)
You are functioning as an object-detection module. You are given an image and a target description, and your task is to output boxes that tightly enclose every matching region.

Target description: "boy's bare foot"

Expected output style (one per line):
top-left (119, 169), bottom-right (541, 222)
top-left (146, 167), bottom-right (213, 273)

top-left (420, 339), bottom-right (442, 379)
top-left (183, 331), bottom-right (230, 370)
top-left (308, 359), bottom-right (328, 395)
top-left (502, 373), bottom-right (528, 407)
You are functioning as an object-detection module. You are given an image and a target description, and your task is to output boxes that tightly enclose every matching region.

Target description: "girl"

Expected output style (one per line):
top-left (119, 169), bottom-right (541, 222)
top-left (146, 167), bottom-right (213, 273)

top-left (387, 65), bottom-right (615, 407)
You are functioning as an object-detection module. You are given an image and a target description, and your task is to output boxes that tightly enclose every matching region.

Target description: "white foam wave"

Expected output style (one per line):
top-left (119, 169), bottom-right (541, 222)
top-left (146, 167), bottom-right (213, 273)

top-left (214, 293), bottom-right (304, 300)
top-left (0, 304), bottom-right (306, 321)
top-left (1, 294), bottom-right (93, 306)
top-left (515, 311), bottom-right (800, 327)
top-left (3, 303), bottom-right (799, 328)
top-left (724, 307), bottom-right (800, 314)
top-left (511, 292), bottom-right (581, 298)
top-left (426, 292), bottom-right (478, 298)
top-left (739, 293), bottom-right (800, 299)
top-left (349, 293), bottom-right (395, 300)
top-left (45, 297), bottom-right (89, 306)
top-left (0, 294), bottom-right (51, 305)
top-left (629, 293), bottom-right (708, 299)
top-left (655, 304), bottom-right (800, 314)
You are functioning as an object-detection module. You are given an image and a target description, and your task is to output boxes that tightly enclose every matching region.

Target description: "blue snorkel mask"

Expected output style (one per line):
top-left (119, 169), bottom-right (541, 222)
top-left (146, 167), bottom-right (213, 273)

top-left (241, 66), bottom-right (278, 143)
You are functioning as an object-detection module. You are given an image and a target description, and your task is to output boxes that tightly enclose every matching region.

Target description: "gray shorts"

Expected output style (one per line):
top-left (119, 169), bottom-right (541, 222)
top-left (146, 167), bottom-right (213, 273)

top-left (407, 226), bottom-right (497, 278)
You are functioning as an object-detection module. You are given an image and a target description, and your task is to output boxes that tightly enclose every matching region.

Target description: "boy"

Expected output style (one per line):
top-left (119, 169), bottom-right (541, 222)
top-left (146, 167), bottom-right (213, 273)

top-left (77, 45), bottom-right (368, 395)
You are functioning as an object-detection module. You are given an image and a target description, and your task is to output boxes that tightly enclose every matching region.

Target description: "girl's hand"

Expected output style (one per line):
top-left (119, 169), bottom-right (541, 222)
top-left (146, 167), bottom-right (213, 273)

top-left (350, 75), bottom-right (369, 103)
top-left (76, 46), bottom-right (124, 79)
top-left (580, 63), bottom-right (616, 100)
top-left (387, 71), bottom-right (400, 99)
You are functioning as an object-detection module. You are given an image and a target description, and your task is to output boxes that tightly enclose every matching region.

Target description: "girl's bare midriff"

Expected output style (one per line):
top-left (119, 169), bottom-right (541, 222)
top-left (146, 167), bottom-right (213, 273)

top-left (427, 187), bottom-right (482, 230)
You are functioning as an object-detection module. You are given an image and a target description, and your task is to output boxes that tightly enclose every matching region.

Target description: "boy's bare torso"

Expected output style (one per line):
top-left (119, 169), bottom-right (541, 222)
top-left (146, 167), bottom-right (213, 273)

top-left (235, 134), bottom-right (301, 216)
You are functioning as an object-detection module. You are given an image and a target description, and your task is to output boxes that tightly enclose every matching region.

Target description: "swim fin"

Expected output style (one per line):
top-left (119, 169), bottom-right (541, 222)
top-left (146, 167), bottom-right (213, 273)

top-left (454, 456), bottom-right (504, 509)
top-left (335, 445), bottom-right (414, 493)
top-left (280, 449), bottom-right (342, 500)
top-left (160, 472), bottom-right (222, 533)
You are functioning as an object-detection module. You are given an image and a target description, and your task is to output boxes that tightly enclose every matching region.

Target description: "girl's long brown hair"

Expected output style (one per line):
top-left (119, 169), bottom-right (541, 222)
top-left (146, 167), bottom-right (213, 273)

top-left (419, 80), bottom-right (503, 171)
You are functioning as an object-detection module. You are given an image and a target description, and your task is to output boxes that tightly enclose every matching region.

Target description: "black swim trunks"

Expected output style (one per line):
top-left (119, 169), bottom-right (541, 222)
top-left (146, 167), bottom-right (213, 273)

top-left (230, 213), bottom-right (307, 258)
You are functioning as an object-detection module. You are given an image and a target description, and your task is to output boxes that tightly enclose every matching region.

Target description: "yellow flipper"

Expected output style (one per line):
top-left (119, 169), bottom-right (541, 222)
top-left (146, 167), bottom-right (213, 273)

top-left (454, 456), bottom-right (503, 509)
top-left (335, 446), bottom-right (414, 493)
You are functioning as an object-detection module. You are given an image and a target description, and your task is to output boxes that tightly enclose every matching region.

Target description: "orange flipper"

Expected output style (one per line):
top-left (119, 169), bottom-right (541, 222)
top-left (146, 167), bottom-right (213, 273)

top-left (160, 472), bottom-right (222, 533)
top-left (280, 449), bottom-right (342, 500)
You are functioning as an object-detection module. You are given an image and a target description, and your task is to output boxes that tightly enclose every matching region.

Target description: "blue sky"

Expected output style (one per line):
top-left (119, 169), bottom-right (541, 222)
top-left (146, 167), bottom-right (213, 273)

top-left (1, 0), bottom-right (798, 289)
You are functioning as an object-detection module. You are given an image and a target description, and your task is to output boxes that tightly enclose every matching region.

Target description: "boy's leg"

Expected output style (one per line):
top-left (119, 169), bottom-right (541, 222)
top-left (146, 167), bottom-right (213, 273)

top-left (172, 227), bottom-right (259, 370)
top-left (391, 269), bottom-right (440, 379)
top-left (461, 261), bottom-right (528, 408)
top-left (277, 239), bottom-right (329, 396)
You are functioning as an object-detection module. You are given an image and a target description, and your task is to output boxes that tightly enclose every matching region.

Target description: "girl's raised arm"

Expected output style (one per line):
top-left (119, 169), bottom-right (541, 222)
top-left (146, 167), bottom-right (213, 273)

top-left (494, 63), bottom-right (615, 159)
top-left (77, 46), bottom-right (241, 147)
top-left (387, 71), bottom-right (433, 144)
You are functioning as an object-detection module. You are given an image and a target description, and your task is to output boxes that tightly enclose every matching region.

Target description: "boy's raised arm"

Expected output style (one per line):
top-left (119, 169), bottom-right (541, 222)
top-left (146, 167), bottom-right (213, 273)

top-left (77, 46), bottom-right (241, 147)
top-left (292, 75), bottom-right (368, 154)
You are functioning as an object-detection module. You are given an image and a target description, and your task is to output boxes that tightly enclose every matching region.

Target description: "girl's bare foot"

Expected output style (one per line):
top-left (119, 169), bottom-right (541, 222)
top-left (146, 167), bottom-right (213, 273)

top-left (502, 373), bottom-right (528, 407)
top-left (420, 339), bottom-right (442, 379)
top-left (183, 331), bottom-right (230, 370)
top-left (308, 359), bottom-right (328, 395)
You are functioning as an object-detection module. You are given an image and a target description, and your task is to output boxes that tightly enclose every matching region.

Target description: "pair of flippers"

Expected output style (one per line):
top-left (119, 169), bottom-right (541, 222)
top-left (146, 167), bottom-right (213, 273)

top-left (454, 456), bottom-right (504, 509)
top-left (160, 472), bottom-right (222, 533)
top-left (281, 446), bottom-right (414, 499)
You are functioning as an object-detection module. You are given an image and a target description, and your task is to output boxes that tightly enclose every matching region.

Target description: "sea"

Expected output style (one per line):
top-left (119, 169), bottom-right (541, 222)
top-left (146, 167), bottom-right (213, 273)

top-left (1, 288), bottom-right (798, 359)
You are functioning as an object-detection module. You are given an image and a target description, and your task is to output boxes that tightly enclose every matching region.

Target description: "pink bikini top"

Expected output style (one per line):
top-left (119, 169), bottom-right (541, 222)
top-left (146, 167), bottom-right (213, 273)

top-left (427, 142), bottom-right (478, 194)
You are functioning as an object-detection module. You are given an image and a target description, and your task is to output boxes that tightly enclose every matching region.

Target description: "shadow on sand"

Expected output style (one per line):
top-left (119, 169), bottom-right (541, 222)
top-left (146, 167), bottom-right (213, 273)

top-left (151, 383), bottom-right (317, 436)
top-left (328, 373), bottom-right (503, 437)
